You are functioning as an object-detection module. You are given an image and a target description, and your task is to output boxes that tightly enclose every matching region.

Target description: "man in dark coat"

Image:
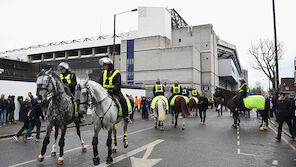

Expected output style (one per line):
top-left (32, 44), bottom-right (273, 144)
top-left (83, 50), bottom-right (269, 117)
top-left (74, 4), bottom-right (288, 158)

top-left (275, 92), bottom-right (295, 142)
top-left (0, 94), bottom-right (8, 126)
top-left (14, 97), bottom-right (32, 142)
top-left (198, 93), bottom-right (209, 125)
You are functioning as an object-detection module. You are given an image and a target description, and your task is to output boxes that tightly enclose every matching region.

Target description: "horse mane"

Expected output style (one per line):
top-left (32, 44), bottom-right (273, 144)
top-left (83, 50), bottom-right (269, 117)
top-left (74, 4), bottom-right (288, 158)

top-left (84, 80), bottom-right (108, 102)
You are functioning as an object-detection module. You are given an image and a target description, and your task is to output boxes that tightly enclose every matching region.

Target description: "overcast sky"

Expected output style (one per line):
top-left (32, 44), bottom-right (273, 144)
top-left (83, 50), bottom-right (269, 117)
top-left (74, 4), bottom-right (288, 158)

top-left (0, 0), bottom-right (295, 89)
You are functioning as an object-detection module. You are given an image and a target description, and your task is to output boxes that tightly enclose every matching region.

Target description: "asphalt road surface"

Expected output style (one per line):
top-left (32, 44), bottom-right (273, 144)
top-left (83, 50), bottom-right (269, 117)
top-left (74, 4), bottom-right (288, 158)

top-left (1, 109), bottom-right (296, 167)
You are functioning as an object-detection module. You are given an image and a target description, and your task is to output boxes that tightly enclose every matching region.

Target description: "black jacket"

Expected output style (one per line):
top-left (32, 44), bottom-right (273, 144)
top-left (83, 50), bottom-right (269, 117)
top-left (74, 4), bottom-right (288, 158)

top-left (19, 101), bottom-right (32, 122)
top-left (0, 98), bottom-right (8, 110)
top-left (99, 68), bottom-right (121, 95)
top-left (198, 96), bottom-right (209, 111)
top-left (7, 99), bottom-right (15, 111)
top-left (61, 71), bottom-right (77, 95)
top-left (170, 85), bottom-right (183, 95)
top-left (28, 102), bottom-right (44, 120)
top-left (276, 97), bottom-right (294, 119)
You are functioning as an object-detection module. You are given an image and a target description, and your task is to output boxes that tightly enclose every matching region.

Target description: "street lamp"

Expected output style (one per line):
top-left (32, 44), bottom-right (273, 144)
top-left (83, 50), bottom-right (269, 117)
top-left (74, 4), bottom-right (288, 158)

top-left (112, 8), bottom-right (138, 67)
top-left (272, 0), bottom-right (279, 95)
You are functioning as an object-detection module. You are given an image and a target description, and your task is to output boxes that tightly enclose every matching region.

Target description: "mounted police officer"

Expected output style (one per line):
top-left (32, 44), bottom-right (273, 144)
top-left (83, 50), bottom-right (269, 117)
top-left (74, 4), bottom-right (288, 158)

top-left (235, 78), bottom-right (249, 109)
top-left (182, 88), bottom-right (189, 97)
top-left (58, 62), bottom-right (77, 96)
top-left (153, 79), bottom-right (165, 97)
top-left (98, 57), bottom-right (129, 123)
top-left (191, 89), bottom-right (198, 98)
top-left (169, 81), bottom-right (183, 103)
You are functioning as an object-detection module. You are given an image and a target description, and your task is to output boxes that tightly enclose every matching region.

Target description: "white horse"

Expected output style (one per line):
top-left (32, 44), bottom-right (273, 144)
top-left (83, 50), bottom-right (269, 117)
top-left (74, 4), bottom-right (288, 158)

top-left (78, 80), bottom-right (129, 165)
top-left (153, 98), bottom-right (166, 130)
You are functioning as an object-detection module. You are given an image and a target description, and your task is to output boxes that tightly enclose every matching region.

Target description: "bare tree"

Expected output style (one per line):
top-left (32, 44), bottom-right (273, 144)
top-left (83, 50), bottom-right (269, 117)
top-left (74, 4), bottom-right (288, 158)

top-left (249, 39), bottom-right (283, 89)
top-left (251, 81), bottom-right (263, 95)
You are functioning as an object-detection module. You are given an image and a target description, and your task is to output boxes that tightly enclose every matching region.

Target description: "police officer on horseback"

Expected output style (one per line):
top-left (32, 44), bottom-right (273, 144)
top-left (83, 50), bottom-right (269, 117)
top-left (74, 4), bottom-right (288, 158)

top-left (58, 62), bottom-right (77, 96)
top-left (191, 89), bottom-right (198, 98)
top-left (182, 88), bottom-right (189, 97)
top-left (169, 81), bottom-right (183, 103)
top-left (98, 57), bottom-right (129, 123)
top-left (235, 78), bottom-right (249, 109)
top-left (153, 79), bottom-right (165, 97)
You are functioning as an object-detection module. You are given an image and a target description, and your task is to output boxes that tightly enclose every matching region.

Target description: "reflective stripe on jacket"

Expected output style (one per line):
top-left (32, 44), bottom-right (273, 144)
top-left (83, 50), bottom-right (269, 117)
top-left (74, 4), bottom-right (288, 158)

top-left (60, 74), bottom-right (71, 84)
top-left (154, 84), bottom-right (164, 93)
top-left (103, 70), bottom-right (119, 88)
top-left (173, 85), bottom-right (181, 94)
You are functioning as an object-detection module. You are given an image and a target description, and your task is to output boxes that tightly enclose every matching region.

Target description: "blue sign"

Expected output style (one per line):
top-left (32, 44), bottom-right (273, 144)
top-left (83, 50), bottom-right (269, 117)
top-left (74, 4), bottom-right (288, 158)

top-left (127, 40), bottom-right (134, 84)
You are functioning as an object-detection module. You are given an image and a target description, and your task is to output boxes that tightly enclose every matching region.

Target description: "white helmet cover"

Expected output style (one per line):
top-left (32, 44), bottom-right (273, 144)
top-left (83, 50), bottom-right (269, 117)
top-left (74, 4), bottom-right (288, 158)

top-left (99, 57), bottom-right (113, 66)
top-left (58, 62), bottom-right (70, 70)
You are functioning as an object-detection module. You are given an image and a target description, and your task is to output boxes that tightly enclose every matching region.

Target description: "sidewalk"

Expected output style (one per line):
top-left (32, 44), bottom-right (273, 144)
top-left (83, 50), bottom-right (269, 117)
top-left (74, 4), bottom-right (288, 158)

top-left (0, 111), bottom-right (143, 139)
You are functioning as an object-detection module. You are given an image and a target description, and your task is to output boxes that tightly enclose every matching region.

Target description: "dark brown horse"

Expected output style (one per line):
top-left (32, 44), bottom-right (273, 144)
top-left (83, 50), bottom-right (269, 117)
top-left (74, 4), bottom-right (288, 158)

top-left (214, 87), bottom-right (269, 130)
top-left (188, 97), bottom-right (198, 117)
top-left (171, 96), bottom-right (190, 130)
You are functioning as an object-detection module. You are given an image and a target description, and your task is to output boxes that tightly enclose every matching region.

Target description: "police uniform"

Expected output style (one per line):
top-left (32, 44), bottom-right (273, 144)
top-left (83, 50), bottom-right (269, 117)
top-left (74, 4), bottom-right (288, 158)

top-left (236, 81), bottom-right (249, 108)
top-left (153, 84), bottom-right (165, 97)
top-left (192, 90), bottom-right (198, 97)
top-left (60, 72), bottom-right (77, 96)
top-left (182, 88), bottom-right (189, 97)
top-left (169, 83), bottom-right (183, 103)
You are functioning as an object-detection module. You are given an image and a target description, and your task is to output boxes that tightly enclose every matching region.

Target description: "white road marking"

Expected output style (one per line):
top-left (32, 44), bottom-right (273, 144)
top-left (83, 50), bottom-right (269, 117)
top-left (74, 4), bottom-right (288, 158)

top-left (9, 126), bottom-right (155, 167)
top-left (8, 145), bottom-right (90, 167)
top-left (272, 160), bottom-right (278, 165)
top-left (237, 141), bottom-right (240, 146)
top-left (239, 152), bottom-right (256, 157)
top-left (237, 136), bottom-right (240, 140)
top-left (237, 148), bottom-right (240, 154)
top-left (97, 139), bottom-right (164, 167)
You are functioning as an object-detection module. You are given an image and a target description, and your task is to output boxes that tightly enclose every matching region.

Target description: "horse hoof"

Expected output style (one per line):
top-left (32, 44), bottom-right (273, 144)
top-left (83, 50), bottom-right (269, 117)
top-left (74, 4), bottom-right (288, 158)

top-left (174, 126), bottom-right (176, 128)
top-left (37, 155), bottom-right (44, 162)
top-left (82, 147), bottom-right (87, 152)
top-left (51, 152), bottom-right (56, 157)
top-left (172, 121), bottom-right (174, 124)
top-left (154, 126), bottom-right (157, 129)
top-left (124, 141), bottom-right (128, 148)
top-left (106, 157), bottom-right (113, 164)
top-left (93, 157), bottom-right (100, 165)
top-left (57, 157), bottom-right (64, 165)
top-left (259, 127), bottom-right (264, 131)
top-left (112, 148), bottom-right (117, 153)
top-left (182, 128), bottom-right (185, 130)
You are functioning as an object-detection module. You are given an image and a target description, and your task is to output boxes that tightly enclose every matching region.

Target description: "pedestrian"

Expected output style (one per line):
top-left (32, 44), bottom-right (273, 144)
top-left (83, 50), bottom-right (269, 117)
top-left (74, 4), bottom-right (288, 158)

top-left (28, 92), bottom-right (35, 104)
top-left (272, 95), bottom-right (278, 122)
top-left (23, 97), bottom-right (44, 142)
top-left (13, 97), bottom-right (32, 142)
top-left (198, 93), bottom-right (209, 125)
top-left (275, 92), bottom-right (295, 142)
top-left (287, 93), bottom-right (296, 138)
top-left (7, 96), bottom-right (15, 125)
top-left (0, 94), bottom-right (8, 126)
top-left (134, 96), bottom-right (139, 112)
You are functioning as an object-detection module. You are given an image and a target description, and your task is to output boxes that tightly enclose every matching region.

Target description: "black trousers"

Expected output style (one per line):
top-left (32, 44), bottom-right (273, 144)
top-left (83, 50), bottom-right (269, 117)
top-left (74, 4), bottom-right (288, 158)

top-left (277, 117), bottom-right (294, 140)
top-left (114, 92), bottom-right (128, 118)
top-left (16, 121), bottom-right (29, 137)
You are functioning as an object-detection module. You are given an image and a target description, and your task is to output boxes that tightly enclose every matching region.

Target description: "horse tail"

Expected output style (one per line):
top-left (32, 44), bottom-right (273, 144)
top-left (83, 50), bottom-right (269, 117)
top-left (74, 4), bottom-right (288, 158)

top-left (181, 97), bottom-right (190, 117)
top-left (188, 98), bottom-right (193, 112)
top-left (157, 99), bottom-right (166, 121)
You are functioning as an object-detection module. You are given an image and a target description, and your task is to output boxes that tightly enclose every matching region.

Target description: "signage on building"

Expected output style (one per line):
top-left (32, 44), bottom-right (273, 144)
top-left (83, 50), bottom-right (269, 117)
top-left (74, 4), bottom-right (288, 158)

top-left (127, 40), bottom-right (134, 84)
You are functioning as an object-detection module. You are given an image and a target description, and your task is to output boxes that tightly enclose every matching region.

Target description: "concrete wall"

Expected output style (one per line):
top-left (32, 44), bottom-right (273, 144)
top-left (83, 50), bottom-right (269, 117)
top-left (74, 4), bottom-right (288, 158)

top-left (138, 7), bottom-right (172, 40)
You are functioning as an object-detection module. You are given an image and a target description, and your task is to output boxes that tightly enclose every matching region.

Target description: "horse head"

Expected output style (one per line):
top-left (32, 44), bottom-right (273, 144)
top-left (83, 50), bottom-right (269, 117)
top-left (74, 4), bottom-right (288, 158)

top-left (36, 68), bottom-right (59, 102)
top-left (79, 80), bottom-right (92, 114)
top-left (214, 87), bottom-right (222, 98)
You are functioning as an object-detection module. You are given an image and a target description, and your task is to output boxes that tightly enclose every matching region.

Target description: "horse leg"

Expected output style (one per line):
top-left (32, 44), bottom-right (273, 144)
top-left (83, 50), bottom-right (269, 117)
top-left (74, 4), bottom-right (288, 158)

top-left (57, 125), bottom-right (67, 165)
top-left (37, 123), bottom-right (53, 162)
top-left (106, 129), bottom-right (113, 164)
top-left (112, 125), bottom-right (117, 153)
top-left (232, 109), bottom-right (238, 128)
top-left (154, 109), bottom-right (158, 128)
top-left (92, 127), bottom-right (100, 165)
top-left (171, 110), bottom-right (174, 125)
top-left (174, 113), bottom-right (178, 128)
top-left (160, 121), bottom-right (164, 130)
top-left (74, 119), bottom-right (87, 152)
top-left (123, 121), bottom-right (128, 148)
top-left (51, 126), bottom-right (59, 157)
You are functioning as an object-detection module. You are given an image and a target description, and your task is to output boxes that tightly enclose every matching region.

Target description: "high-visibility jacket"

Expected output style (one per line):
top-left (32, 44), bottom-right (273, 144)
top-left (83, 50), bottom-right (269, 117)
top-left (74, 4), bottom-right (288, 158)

top-left (182, 89), bottom-right (188, 95)
top-left (103, 70), bottom-right (119, 88)
top-left (154, 84), bottom-right (164, 93)
top-left (239, 83), bottom-right (249, 93)
top-left (60, 74), bottom-right (71, 84)
top-left (192, 90), bottom-right (198, 96)
top-left (173, 85), bottom-right (181, 94)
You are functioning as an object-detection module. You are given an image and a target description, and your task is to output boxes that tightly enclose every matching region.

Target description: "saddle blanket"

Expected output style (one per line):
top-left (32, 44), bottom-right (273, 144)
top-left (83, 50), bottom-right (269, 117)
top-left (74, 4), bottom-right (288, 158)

top-left (150, 96), bottom-right (169, 110)
top-left (190, 97), bottom-right (199, 104)
top-left (116, 95), bottom-right (132, 117)
top-left (243, 95), bottom-right (265, 110)
top-left (170, 95), bottom-right (189, 106)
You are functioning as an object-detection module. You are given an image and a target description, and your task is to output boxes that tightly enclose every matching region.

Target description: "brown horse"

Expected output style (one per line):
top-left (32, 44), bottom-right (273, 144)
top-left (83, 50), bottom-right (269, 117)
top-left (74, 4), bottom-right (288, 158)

top-left (188, 97), bottom-right (198, 117)
top-left (171, 96), bottom-right (190, 130)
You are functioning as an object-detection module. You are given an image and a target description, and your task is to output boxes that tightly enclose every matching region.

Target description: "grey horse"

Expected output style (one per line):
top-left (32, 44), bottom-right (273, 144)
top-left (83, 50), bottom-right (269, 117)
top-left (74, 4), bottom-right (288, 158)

top-left (36, 69), bottom-right (86, 165)
top-left (78, 80), bottom-right (129, 165)
top-left (153, 98), bottom-right (166, 130)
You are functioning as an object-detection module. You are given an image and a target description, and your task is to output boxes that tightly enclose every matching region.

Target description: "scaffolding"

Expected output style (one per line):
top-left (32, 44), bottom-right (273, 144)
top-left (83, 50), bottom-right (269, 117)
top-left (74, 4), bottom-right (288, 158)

top-left (169, 8), bottom-right (188, 29)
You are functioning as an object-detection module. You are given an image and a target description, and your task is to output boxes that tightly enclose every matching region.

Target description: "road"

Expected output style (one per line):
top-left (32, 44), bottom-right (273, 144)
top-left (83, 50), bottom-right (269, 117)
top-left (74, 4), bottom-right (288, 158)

top-left (1, 109), bottom-right (296, 167)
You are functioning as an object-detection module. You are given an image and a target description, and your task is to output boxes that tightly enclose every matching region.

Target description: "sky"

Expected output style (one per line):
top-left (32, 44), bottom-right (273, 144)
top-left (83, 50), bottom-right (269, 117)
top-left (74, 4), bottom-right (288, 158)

top-left (0, 0), bottom-right (295, 89)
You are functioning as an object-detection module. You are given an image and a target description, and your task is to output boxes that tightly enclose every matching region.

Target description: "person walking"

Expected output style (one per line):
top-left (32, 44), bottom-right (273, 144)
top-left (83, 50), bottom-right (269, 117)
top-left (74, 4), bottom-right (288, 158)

top-left (7, 96), bottom-right (15, 125)
top-left (0, 94), bottom-right (8, 126)
top-left (13, 97), bottom-right (32, 142)
top-left (275, 92), bottom-right (295, 142)
top-left (23, 97), bottom-right (44, 142)
top-left (198, 93), bottom-right (209, 125)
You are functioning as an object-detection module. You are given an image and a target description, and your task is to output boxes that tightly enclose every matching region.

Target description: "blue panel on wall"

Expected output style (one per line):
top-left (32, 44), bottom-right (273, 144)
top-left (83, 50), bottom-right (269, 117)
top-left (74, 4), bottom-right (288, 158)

top-left (127, 40), bottom-right (134, 84)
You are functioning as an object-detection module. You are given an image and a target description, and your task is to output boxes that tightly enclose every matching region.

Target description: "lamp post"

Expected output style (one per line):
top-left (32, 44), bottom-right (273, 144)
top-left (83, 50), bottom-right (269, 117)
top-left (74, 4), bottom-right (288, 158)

top-left (272, 0), bottom-right (279, 95)
top-left (112, 8), bottom-right (138, 67)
